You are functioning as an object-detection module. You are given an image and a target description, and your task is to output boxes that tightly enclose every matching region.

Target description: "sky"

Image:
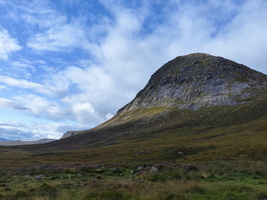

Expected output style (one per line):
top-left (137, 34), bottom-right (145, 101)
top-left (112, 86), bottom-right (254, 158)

top-left (0, 0), bottom-right (266, 141)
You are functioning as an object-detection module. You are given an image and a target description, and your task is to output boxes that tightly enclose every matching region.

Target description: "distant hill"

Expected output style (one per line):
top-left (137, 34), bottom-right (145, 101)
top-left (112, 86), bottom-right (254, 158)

top-left (0, 138), bottom-right (56, 146)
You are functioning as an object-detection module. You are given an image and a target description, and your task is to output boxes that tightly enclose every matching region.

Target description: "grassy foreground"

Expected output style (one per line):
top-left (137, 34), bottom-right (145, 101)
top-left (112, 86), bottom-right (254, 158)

top-left (0, 160), bottom-right (266, 200)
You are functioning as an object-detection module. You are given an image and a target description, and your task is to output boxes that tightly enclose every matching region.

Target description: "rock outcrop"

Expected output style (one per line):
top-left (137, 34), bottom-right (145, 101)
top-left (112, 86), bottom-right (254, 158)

top-left (60, 131), bottom-right (79, 139)
top-left (118, 53), bottom-right (267, 114)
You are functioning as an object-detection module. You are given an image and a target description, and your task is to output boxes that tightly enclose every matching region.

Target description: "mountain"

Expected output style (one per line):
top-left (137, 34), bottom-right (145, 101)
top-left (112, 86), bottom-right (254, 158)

top-left (60, 53), bottom-right (267, 141)
top-left (118, 53), bottom-right (266, 112)
top-left (0, 138), bottom-right (56, 146)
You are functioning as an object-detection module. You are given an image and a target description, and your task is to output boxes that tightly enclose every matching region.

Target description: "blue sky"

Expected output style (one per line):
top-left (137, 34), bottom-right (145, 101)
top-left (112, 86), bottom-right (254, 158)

top-left (0, 0), bottom-right (266, 140)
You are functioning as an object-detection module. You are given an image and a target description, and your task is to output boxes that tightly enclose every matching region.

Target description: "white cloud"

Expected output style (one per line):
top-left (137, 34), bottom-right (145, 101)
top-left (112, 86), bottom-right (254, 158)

top-left (0, 120), bottom-right (91, 140)
top-left (29, 122), bottom-right (90, 139)
top-left (8, 92), bottom-right (103, 125)
top-left (21, 1), bottom-right (98, 53)
top-left (0, 85), bottom-right (6, 89)
top-left (0, 29), bottom-right (21, 59)
top-left (71, 102), bottom-right (102, 124)
top-left (14, 94), bottom-right (65, 121)
top-left (27, 23), bottom-right (92, 52)
top-left (105, 113), bottom-right (114, 120)
top-left (0, 98), bottom-right (27, 111)
top-left (0, 75), bottom-right (69, 97)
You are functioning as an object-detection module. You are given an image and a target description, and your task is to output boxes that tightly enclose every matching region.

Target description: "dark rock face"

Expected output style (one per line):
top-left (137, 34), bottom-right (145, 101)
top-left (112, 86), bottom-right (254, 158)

top-left (118, 53), bottom-right (267, 114)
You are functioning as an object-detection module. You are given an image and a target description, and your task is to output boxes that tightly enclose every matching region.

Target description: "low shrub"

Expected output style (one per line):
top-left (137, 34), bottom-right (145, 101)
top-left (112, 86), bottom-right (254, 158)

top-left (98, 190), bottom-right (132, 200)
top-left (159, 191), bottom-right (176, 200)
top-left (187, 185), bottom-right (205, 194)
top-left (15, 191), bottom-right (31, 199)
top-left (256, 192), bottom-right (267, 200)
top-left (63, 168), bottom-right (76, 174)
top-left (148, 173), bottom-right (168, 182)
top-left (35, 183), bottom-right (57, 199)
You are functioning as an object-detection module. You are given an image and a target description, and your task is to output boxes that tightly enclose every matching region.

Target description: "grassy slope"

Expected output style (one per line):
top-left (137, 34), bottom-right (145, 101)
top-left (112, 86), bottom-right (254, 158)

top-left (0, 95), bottom-right (266, 199)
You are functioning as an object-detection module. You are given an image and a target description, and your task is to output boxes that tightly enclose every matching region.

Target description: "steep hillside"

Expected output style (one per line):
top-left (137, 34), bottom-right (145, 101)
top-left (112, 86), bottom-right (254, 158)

top-left (60, 53), bottom-right (267, 141)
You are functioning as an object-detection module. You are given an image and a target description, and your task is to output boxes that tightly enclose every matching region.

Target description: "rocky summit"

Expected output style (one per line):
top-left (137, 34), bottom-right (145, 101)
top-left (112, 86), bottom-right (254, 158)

top-left (118, 53), bottom-right (267, 114)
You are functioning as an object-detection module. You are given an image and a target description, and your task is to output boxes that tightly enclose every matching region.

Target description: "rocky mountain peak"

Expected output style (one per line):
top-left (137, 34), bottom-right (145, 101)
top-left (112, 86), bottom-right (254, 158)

top-left (118, 53), bottom-right (267, 114)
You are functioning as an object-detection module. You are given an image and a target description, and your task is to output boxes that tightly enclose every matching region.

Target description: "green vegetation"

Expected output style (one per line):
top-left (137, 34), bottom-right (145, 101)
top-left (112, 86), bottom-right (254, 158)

top-left (0, 161), bottom-right (266, 200)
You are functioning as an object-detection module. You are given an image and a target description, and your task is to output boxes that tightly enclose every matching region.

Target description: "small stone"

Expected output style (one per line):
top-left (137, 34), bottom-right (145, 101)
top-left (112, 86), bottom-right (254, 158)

top-left (149, 166), bottom-right (159, 173)
top-left (111, 167), bottom-right (122, 173)
top-left (96, 168), bottom-right (104, 173)
top-left (136, 166), bottom-right (144, 171)
top-left (35, 175), bottom-right (44, 179)
top-left (177, 151), bottom-right (184, 155)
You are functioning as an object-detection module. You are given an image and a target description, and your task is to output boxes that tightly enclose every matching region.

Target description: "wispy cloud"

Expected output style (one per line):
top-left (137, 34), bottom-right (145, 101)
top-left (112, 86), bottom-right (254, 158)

top-left (0, 75), bottom-right (69, 97)
top-left (0, 98), bottom-right (27, 111)
top-left (0, 29), bottom-right (21, 59)
top-left (27, 22), bottom-right (91, 52)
